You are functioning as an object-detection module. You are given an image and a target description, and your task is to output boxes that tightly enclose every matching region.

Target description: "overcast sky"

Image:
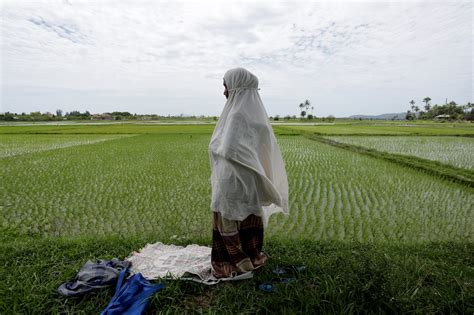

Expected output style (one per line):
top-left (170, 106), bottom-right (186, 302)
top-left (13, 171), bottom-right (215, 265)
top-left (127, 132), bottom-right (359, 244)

top-left (1, 0), bottom-right (472, 117)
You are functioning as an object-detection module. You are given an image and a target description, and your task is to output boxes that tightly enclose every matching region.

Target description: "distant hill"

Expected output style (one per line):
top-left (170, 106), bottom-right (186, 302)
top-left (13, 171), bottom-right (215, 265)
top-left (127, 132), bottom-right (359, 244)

top-left (347, 112), bottom-right (406, 120)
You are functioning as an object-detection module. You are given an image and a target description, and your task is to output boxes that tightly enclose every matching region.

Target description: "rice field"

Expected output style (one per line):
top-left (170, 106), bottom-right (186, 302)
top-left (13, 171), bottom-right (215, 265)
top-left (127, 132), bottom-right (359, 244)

top-left (1, 134), bottom-right (211, 238)
top-left (2, 132), bottom-right (472, 242)
top-left (0, 134), bottom-right (134, 158)
top-left (0, 123), bottom-right (216, 134)
top-left (1, 123), bottom-right (473, 314)
top-left (280, 123), bottom-right (474, 135)
top-left (326, 136), bottom-right (474, 170)
top-left (270, 136), bottom-right (473, 242)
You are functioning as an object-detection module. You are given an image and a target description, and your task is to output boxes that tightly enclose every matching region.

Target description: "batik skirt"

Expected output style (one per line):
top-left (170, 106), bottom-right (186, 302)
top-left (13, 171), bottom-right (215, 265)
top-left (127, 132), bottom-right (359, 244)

top-left (211, 211), bottom-right (268, 278)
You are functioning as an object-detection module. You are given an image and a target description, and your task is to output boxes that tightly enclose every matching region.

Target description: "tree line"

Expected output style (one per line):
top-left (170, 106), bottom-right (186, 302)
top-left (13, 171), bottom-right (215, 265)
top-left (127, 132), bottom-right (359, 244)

top-left (406, 98), bottom-right (473, 121)
top-left (0, 110), bottom-right (179, 121)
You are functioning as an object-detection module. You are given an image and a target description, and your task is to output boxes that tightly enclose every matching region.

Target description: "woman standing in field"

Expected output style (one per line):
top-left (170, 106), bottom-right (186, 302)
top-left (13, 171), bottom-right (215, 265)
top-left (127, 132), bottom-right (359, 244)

top-left (208, 67), bottom-right (289, 278)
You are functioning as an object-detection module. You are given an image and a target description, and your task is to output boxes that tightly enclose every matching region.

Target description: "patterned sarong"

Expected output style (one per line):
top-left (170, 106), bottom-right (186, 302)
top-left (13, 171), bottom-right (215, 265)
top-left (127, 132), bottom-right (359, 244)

top-left (211, 211), bottom-right (268, 278)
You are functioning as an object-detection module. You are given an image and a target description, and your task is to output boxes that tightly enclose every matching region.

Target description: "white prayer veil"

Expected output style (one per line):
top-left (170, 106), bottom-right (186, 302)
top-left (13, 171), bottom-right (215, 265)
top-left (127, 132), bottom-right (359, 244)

top-left (208, 67), bottom-right (289, 227)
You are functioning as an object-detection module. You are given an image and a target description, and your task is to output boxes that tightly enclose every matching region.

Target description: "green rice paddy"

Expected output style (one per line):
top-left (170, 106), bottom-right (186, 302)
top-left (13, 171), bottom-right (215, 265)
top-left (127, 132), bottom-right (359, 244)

top-left (2, 133), bottom-right (471, 242)
top-left (280, 122), bottom-right (474, 136)
top-left (0, 134), bottom-right (135, 158)
top-left (326, 136), bottom-right (474, 170)
top-left (1, 122), bottom-right (473, 313)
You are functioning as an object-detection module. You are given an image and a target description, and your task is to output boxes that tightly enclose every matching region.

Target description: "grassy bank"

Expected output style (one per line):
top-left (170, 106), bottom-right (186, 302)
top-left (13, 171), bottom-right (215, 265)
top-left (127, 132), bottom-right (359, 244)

top-left (1, 233), bottom-right (472, 314)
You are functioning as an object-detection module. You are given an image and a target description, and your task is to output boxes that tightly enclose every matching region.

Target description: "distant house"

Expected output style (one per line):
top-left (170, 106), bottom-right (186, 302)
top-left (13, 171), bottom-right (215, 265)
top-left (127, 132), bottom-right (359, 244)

top-left (91, 113), bottom-right (114, 120)
top-left (434, 114), bottom-right (450, 120)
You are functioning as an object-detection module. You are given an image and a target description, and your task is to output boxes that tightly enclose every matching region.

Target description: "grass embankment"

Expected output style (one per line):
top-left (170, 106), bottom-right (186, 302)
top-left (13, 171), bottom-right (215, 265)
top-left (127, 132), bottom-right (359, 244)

top-left (1, 233), bottom-right (472, 314)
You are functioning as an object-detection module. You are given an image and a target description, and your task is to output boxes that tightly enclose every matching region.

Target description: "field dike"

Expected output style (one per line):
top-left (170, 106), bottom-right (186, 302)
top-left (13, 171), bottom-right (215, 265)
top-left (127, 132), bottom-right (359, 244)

top-left (300, 132), bottom-right (474, 188)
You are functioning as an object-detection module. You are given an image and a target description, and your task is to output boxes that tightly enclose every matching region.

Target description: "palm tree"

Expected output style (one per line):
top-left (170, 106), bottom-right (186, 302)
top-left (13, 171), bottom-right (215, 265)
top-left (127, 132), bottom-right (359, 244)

top-left (303, 100), bottom-right (312, 119)
top-left (299, 100), bottom-right (312, 119)
top-left (409, 100), bottom-right (415, 112)
top-left (423, 97), bottom-right (431, 111)
top-left (303, 100), bottom-right (311, 116)
top-left (465, 102), bottom-right (473, 113)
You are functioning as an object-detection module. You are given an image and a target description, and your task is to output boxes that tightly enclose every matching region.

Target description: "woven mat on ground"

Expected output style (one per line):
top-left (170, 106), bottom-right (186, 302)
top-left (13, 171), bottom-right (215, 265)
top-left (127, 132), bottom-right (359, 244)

top-left (125, 242), bottom-right (253, 285)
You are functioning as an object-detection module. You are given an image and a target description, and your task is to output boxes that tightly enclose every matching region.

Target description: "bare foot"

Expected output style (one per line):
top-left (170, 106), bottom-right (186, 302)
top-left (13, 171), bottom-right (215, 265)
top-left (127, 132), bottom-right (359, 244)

top-left (253, 252), bottom-right (268, 269)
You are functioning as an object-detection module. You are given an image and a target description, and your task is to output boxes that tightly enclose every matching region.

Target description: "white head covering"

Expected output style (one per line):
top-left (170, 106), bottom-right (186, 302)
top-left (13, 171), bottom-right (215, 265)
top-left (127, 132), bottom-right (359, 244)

top-left (208, 67), bottom-right (289, 227)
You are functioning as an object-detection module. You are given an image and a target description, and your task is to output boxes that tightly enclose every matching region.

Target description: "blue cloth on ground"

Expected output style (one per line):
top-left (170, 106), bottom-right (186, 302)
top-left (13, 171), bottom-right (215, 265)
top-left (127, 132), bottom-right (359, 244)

top-left (101, 267), bottom-right (165, 315)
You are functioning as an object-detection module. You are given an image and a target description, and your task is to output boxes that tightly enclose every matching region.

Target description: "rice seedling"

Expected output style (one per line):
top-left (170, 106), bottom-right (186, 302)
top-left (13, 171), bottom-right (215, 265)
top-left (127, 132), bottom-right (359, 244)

top-left (326, 136), bottom-right (474, 170)
top-left (278, 123), bottom-right (474, 136)
top-left (266, 136), bottom-right (473, 243)
top-left (0, 134), bottom-right (135, 158)
top-left (1, 133), bottom-right (471, 243)
top-left (0, 123), bottom-right (216, 134)
top-left (1, 125), bottom-right (472, 314)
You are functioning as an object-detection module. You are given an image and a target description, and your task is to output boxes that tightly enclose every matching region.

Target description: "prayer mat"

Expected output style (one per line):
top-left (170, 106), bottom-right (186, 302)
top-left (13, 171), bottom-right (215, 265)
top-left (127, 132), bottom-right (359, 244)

top-left (126, 242), bottom-right (253, 285)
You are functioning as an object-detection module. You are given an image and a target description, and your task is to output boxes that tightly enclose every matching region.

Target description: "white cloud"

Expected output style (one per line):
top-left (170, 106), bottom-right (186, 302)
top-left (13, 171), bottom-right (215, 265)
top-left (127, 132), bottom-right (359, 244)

top-left (1, 0), bottom-right (472, 116)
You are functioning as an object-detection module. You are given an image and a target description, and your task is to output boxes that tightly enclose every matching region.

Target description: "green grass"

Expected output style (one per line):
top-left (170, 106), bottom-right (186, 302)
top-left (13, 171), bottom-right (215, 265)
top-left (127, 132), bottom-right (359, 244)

top-left (0, 234), bottom-right (472, 314)
top-left (1, 123), bottom-right (473, 313)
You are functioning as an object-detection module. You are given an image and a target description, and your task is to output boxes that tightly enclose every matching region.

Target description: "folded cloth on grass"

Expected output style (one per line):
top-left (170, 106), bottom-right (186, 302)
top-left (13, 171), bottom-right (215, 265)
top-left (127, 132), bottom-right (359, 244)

top-left (58, 258), bottom-right (131, 297)
top-left (101, 267), bottom-right (165, 315)
top-left (126, 242), bottom-right (253, 285)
